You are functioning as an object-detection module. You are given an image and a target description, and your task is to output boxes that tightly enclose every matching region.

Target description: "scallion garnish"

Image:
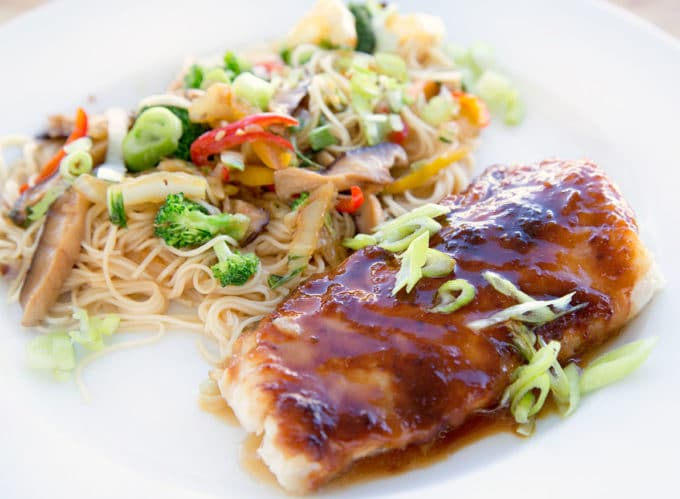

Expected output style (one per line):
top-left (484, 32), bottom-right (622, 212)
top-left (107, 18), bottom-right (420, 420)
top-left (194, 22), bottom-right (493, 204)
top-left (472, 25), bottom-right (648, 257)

top-left (309, 125), bottom-right (338, 151)
top-left (430, 279), bottom-right (475, 314)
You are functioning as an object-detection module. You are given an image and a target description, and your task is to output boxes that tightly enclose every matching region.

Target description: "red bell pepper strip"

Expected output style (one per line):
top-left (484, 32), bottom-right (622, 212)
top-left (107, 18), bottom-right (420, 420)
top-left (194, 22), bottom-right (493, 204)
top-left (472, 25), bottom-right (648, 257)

top-left (388, 120), bottom-right (409, 145)
top-left (336, 185), bottom-right (365, 214)
top-left (189, 112), bottom-right (298, 166)
top-left (191, 130), bottom-right (295, 166)
top-left (19, 107), bottom-right (88, 193)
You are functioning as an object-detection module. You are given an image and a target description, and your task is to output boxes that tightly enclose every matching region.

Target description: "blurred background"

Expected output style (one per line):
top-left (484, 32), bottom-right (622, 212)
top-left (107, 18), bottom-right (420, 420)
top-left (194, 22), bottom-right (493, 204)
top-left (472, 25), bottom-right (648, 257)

top-left (0, 0), bottom-right (679, 36)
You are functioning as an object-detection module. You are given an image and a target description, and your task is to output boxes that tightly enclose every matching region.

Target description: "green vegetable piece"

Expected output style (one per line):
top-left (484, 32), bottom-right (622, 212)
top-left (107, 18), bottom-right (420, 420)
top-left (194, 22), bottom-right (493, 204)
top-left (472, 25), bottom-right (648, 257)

top-left (482, 270), bottom-right (534, 303)
top-left (421, 249), bottom-right (455, 278)
top-left (123, 107), bottom-right (183, 172)
top-left (211, 239), bottom-right (259, 287)
top-left (154, 193), bottom-right (250, 248)
top-left (309, 125), bottom-right (338, 151)
top-left (232, 72), bottom-right (274, 110)
top-left (290, 192), bottom-right (310, 211)
top-left (374, 203), bottom-right (450, 235)
top-left (392, 230), bottom-right (429, 295)
top-left (224, 51), bottom-right (250, 75)
top-left (59, 150), bottom-right (93, 182)
top-left (503, 340), bottom-right (560, 423)
top-left (184, 64), bottom-right (204, 89)
top-left (26, 332), bottom-right (76, 380)
top-left (375, 53), bottom-right (408, 82)
top-left (349, 4), bottom-right (376, 54)
top-left (469, 42), bottom-right (495, 74)
top-left (160, 106), bottom-right (209, 162)
top-left (107, 186), bottom-right (127, 228)
top-left (579, 337), bottom-right (657, 394)
top-left (68, 308), bottom-right (120, 351)
top-left (343, 233), bottom-right (377, 250)
top-left (430, 278), bottom-right (475, 313)
top-left (26, 186), bottom-right (65, 224)
top-left (202, 67), bottom-right (231, 89)
top-left (378, 217), bottom-right (441, 253)
top-left (280, 47), bottom-right (292, 65)
top-left (268, 266), bottom-right (305, 289)
top-left (420, 93), bottom-right (458, 127)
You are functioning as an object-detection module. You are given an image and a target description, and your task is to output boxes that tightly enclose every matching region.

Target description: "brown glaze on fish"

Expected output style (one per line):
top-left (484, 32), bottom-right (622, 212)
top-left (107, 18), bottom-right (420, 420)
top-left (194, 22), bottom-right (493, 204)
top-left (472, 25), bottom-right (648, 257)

top-left (220, 159), bottom-right (659, 493)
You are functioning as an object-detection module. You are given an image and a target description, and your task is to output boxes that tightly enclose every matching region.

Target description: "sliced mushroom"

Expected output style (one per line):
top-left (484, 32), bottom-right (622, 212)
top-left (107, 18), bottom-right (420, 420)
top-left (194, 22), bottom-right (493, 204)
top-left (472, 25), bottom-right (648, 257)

top-left (19, 189), bottom-right (91, 326)
top-left (269, 77), bottom-right (310, 116)
top-left (231, 199), bottom-right (270, 245)
top-left (274, 143), bottom-right (407, 199)
top-left (355, 193), bottom-right (384, 233)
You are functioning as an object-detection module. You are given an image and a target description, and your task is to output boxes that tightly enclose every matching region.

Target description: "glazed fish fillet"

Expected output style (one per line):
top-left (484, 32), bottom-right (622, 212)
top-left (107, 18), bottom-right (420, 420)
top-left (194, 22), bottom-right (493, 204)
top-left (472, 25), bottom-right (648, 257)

top-left (220, 159), bottom-right (660, 493)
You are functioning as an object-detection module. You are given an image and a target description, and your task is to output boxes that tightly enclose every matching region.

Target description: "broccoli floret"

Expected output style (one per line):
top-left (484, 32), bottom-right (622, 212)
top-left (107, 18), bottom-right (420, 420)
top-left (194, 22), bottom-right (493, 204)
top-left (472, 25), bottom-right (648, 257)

top-left (211, 239), bottom-right (259, 286)
top-left (349, 4), bottom-right (376, 54)
top-left (162, 106), bottom-right (209, 162)
top-left (154, 193), bottom-right (250, 248)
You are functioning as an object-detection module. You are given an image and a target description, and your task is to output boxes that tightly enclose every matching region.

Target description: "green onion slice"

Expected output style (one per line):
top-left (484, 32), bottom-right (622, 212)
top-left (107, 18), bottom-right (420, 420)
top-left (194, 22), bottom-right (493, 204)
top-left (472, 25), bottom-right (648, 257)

top-left (378, 217), bottom-right (441, 253)
top-left (343, 233), bottom-right (377, 250)
top-left (467, 292), bottom-right (585, 331)
top-left (482, 270), bottom-right (533, 303)
top-left (421, 249), bottom-right (455, 278)
top-left (309, 124), bottom-right (338, 151)
top-left (430, 278), bottom-right (475, 314)
top-left (392, 230), bottom-right (428, 295)
top-left (579, 337), bottom-right (657, 394)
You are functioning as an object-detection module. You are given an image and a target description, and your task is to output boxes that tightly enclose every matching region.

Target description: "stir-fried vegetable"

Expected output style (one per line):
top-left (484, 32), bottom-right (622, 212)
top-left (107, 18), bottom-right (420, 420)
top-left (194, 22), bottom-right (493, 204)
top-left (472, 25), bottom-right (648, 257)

top-left (161, 106), bottom-right (209, 162)
top-left (336, 185), bottom-right (364, 214)
top-left (383, 147), bottom-right (469, 194)
top-left (59, 137), bottom-right (94, 182)
top-left (189, 112), bottom-right (298, 166)
top-left (24, 185), bottom-right (66, 224)
top-left (26, 308), bottom-right (120, 379)
top-left (107, 171), bottom-right (208, 228)
top-left (184, 64), bottom-right (204, 89)
top-left (309, 124), bottom-right (338, 151)
top-left (211, 240), bottom-right (259, 286)
top-left (123, 107), bottom-right (183, 171)
top-left (349, 3), bottom-right (376, 53)
top-left (288, 183), bottom-right (336, 272)
top-left (154, 193), bottom-right (250, 248)
top-left (230, 165), bottom-right (275, 186)
top-left (68, 308), bottom-right (120, 351)
top-left (20, 107), bottom-right (88, 194)
top-left (290, 192), bottom-right (310, 211)
top-left (232, 72), bottom-right (275, 110)
top-left (26, 332), bottom-right (75, 380)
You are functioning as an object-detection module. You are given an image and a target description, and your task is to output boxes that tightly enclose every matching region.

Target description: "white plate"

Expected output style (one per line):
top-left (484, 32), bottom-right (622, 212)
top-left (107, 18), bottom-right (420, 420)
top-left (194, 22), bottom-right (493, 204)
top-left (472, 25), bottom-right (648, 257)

top-left (1, 1), bottom-right (679, 498)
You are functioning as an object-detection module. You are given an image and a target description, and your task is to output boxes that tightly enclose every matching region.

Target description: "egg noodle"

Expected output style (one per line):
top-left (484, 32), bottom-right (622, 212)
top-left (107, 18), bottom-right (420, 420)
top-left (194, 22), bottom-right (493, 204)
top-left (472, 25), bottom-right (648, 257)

top-left (0, 1), bottom-right (494, 389)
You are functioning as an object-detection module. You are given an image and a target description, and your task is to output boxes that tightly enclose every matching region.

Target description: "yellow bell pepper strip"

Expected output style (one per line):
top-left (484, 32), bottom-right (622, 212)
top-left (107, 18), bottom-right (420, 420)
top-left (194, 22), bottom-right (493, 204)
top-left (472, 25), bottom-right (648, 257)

top-left (383, 147), bottom-right (469, 195)
top-left (230, 165), bottom-right (275, 186)
top-left (251, 140), bottom-right (293, 170)
top-left (454, 91), bottom-right (491, 128)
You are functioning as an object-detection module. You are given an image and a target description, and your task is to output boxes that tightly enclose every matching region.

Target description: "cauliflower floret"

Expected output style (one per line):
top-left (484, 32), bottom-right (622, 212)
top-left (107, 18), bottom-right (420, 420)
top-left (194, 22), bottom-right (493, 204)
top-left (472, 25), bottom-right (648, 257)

top-left (285, 0), bottom-right (357, 49)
